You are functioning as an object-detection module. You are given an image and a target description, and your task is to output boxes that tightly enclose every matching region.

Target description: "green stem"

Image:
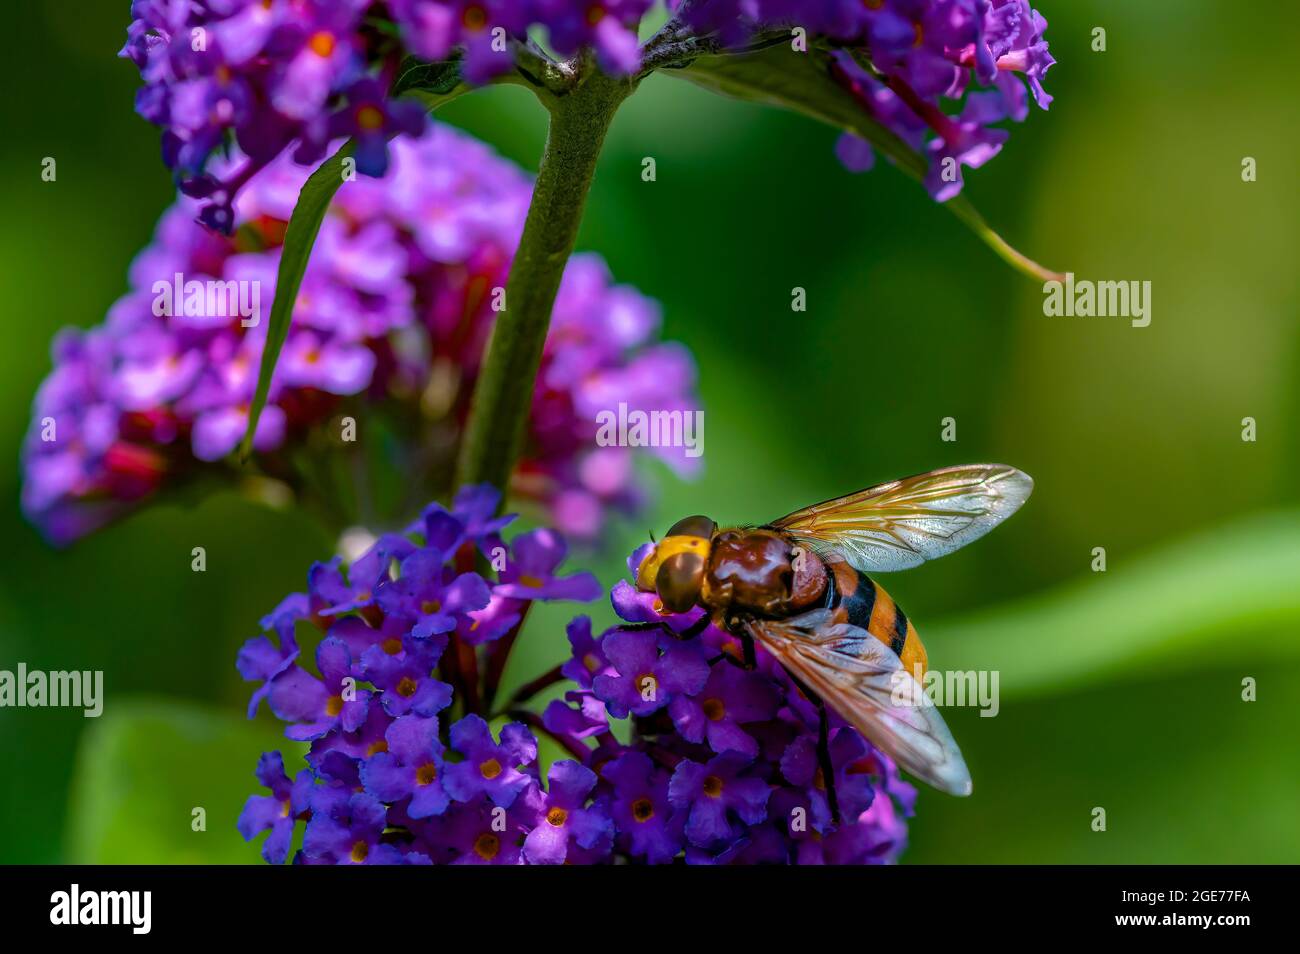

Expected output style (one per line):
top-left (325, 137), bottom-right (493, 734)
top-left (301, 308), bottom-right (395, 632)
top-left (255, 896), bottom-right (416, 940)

top-left (455, 69), bottom-right (631, 497)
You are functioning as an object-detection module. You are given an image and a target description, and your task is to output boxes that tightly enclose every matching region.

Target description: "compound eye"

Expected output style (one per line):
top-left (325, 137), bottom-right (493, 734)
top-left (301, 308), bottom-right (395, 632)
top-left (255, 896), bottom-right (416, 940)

top-left (655, 552), bottom-right (704, 614)
top-left (666, 515), bottom-right (716, 539)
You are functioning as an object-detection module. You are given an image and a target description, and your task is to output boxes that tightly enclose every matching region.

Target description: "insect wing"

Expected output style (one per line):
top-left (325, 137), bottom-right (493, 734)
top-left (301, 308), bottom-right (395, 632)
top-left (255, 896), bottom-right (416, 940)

top-left (747, 610), bottom-right (972, 796)
top-left (772, 463), bottom-right (1033, 572)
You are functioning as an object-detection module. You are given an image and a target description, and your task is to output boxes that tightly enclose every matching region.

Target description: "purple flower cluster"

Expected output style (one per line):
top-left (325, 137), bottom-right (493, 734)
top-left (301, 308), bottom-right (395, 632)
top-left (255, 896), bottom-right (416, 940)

top-left (239, 503), bottom-right (914, 864)
top-left (390, 0), bottom-right (655, 78)
top-left (121, 0), bottom-right (428, 232)
top-left (537, 543), bottom-right (917, 863)
top-left (660, 1), bottom-right (1053, 198)
top-left (817, 0), bottom-right (1055, 200)
top-left (122, 1), bottom-right (1052, 222)
top-left (120, 0), bottom-right (651, 227)
top-left (238, 486), bottom-right (616, 865)
top-left (21, 122), bottom-right (698, 544)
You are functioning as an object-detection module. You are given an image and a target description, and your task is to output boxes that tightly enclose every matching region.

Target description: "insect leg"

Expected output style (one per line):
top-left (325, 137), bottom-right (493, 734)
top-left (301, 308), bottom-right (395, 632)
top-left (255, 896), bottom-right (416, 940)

top-left (706, 651), bottom-right (747, 670)
top-left (789, 673), bottom-right (841, 826)
top-left (617, 613), bottom-right (711, 642)
top-left (680, 615), bottom-right (712, 640)
top-left (738, 630), bottom-right (757, 670)
top-left (615, 620), bottom-right (680, 641)
top-left (815, 694), bottom-right (842, 826)
top-left (616, 621), bottom-right (671, 633)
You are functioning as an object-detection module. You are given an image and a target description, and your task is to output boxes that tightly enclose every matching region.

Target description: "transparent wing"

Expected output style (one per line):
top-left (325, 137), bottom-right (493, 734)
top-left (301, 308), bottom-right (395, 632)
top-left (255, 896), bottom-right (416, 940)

top-left (747, 610), bottom-right (972, 796)
top-left (772, 463), bottom-right (1033, 573)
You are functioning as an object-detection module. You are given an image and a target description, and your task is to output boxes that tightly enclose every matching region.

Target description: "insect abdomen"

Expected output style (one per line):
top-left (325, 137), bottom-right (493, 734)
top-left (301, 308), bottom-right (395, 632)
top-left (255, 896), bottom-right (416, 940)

top-left (830, 563), bottom-right (928, 677)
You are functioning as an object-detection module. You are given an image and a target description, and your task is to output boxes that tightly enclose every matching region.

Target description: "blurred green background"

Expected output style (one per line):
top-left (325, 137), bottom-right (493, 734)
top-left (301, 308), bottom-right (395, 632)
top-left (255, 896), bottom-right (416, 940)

top-left (2, 1), bottom-right (1296, 864)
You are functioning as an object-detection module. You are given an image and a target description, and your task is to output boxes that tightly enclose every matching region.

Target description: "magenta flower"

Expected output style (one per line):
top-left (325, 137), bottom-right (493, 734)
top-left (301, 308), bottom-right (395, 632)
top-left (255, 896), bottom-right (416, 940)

top-left (493, 528), bottom-right (602, 602)
top-left (668, 752), bottom-right (772, 849)
top-left (374, 551), bottom-right (492, 640)
top-left (360, 715), bottom-right (451, 819)
top-left (302, 791), bottom-right (418, 865)
top-left (310, 534), bottom-right (416, 619)
top-left (361, 636), bottom-right (455, 719)
top-left (543, 690), bottom-right (611, 739)
top-left (521, 760), bottom-right (614, 864)
top-left (237, 752), bottom-right (315, 864)
top-left (667, 663), bottom-right (780, 757)
top-left (21, 123), bottom-right (700, 545)
top-left (599, 750), bottom-right (685, 864)
top-left (442, 715), bottom-right (537, 808)
top-left (559, 615), bottom-right (611, 689)
top-left (236, 613), bottom-right (300, 720)
top-left (592, 628), bottom-right (710, 718)
top-left (268, 636), bottom-right (372, 741)
top-left (421, 797), bottom-right (535, 865)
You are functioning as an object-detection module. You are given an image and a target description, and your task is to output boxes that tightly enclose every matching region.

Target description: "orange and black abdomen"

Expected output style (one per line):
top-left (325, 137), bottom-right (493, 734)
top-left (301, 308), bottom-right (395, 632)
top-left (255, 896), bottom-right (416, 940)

top-left (826, 562), bottom-right (928, 677)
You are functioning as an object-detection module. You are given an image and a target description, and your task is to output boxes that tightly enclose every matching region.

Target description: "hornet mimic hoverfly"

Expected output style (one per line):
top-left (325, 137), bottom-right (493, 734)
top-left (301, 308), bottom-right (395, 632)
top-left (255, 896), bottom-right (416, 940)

top-left (634, 464), bottom-right (1033, 806)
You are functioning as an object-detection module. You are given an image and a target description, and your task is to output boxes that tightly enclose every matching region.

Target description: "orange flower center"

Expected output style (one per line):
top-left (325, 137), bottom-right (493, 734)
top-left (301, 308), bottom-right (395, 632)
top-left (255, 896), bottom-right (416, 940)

top-left (325, 694), bottom-right (344, 716)
top-left (396, 676), bottom-right (418, 697)
top-left (631, 798), bottom-right (655, 822)
top-left (702, 698), bottom-right (725, 721)
top-left (349, 840), bottom-right (369, 863)
top-left (308, 31), bottom-right (336, 58)
top-left (479, 758), bottom-right (502, 779)
top-left (416, 762), bottom-right (438, 785)
top-left (702, 775), bottom-right (724, 798)
top-left (356, 105), bottom-right (384, 131)
top-left (473, 832), bottom-right (500, 860)
top-left (546, 807), bottom-right (569, 828)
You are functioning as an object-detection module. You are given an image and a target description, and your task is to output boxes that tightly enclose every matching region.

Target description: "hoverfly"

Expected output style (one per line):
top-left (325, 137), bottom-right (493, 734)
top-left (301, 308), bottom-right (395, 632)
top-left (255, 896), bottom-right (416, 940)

top-left (634, 463), bottom-right (1033, 802)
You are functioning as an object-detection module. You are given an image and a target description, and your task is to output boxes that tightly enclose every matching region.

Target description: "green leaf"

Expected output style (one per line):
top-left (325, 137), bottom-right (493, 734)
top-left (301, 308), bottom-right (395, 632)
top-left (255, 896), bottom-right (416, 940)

top-left (924, 508), bottom-right (1300, 697)
top-left (238, 64), bottom-right (469, 461)
top-left (67, 697), bottom-right (304, 864)
top-left (238, 141), bottom-right (353, 461)
top-left (392, 54), bottom-right (466, 103)
top-left (668, 45), bottom-right (1065, 281)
